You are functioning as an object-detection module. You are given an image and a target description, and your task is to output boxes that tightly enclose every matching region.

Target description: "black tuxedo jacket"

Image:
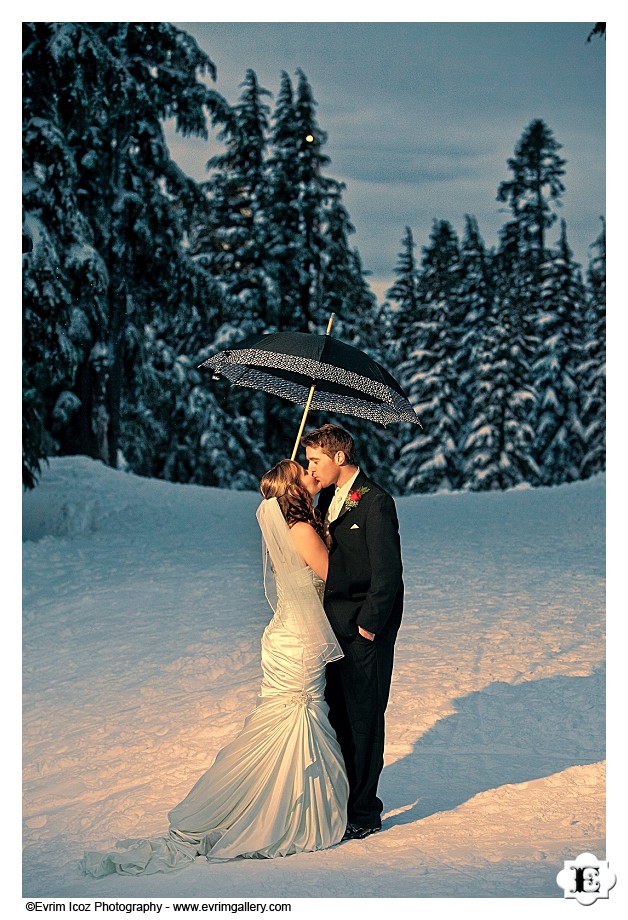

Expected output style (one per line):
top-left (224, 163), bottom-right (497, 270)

top-left (317, 471), bottom-right (404, 640)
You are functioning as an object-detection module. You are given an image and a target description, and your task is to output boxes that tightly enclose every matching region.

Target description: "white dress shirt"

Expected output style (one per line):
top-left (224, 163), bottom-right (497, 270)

top-left (326, 468), bottom-right (361, 524)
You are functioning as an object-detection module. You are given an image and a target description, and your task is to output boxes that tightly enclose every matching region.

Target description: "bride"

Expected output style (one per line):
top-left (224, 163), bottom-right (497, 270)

top-left (81, 460), bottom-right (349, 876)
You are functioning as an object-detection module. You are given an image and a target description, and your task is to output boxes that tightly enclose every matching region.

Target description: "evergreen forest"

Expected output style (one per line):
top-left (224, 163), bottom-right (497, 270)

top-left (22, 22), bottom-right (606, 495)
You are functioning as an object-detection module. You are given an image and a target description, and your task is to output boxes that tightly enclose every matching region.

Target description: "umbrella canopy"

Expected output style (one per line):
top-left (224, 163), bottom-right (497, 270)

top-left (200, 330), bottom-right (422, 428)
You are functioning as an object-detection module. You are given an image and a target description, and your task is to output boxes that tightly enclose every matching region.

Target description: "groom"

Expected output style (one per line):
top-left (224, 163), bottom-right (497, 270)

top-left (302, 424), bottom-right (403, 840)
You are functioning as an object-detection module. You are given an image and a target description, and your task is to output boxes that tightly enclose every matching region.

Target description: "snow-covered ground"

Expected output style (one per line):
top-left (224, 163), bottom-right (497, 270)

top-left (22, 457), bottom-right (609, 908)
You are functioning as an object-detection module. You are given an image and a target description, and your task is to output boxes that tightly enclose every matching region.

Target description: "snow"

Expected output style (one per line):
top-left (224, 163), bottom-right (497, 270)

top-left (21, 457), bottom-right (613, 911)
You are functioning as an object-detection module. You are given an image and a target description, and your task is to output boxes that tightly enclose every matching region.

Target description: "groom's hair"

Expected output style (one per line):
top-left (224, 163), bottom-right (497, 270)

top-left (301, 424), bottom-right (356, 465)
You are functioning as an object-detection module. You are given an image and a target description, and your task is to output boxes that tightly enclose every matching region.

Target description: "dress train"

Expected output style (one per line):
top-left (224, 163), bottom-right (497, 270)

top-left (81, 573), bottom-right (348, 876)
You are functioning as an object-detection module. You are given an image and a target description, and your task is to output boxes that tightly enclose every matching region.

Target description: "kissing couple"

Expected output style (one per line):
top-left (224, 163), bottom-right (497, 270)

top-left (81, 424), bottom-right (404, 876)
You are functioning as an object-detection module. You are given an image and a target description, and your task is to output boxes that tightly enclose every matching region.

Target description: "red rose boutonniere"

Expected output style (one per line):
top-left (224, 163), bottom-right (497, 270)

top-left (344, 486), bottom-right (369, 511)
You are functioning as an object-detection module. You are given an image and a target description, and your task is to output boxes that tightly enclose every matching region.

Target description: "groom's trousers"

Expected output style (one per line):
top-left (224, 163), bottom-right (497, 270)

top-left (325, 627), bottom-right (397, 829)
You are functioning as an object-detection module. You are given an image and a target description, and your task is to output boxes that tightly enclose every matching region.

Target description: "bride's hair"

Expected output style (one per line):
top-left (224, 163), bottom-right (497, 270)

top-left (260, 459), bottom-right (327, 543)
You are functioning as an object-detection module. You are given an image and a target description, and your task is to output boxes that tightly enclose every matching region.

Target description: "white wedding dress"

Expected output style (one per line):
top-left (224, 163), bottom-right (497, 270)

top-left (81, 499), bottom-right (348, 877)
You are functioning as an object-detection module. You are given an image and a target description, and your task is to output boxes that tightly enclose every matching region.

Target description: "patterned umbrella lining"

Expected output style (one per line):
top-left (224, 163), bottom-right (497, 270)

top-left (213, 365), bottom-right (421, 425)
top-left (204, 349), bottom-right (396, 404)
top-left (222, 364), bottom-right (386, 404)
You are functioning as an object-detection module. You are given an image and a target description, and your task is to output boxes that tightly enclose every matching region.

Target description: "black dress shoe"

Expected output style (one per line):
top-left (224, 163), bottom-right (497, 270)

top-left (342, 822), bottom-right (381, 840)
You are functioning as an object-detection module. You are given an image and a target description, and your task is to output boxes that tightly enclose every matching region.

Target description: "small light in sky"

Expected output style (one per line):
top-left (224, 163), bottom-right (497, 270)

top-left (305, 134), bottom-right (315, 143)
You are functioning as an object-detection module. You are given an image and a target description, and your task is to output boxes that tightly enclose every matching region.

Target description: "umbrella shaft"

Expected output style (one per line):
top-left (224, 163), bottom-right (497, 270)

top-left (290, 314), bottom-right (333, 460)
top-left (291, 383), bottom-right (317, 461)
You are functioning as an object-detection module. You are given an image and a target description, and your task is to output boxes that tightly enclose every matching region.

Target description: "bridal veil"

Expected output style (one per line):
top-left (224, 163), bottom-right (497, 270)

top-left (256, 497), bottom-right (343, 665)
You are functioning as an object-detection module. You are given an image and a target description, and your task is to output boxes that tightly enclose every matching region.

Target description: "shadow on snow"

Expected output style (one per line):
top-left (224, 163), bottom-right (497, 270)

top-left (380, 663), bottom-right (605, 827)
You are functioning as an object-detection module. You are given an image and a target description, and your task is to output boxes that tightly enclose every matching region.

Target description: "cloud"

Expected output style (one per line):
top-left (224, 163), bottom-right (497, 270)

top-left (330, 138), bottom-right (494, 186)
top-left (168, 21), bottom-right (605, 291)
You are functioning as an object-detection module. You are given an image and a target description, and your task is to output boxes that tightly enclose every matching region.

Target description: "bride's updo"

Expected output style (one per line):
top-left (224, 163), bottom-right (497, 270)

top-left (260, 460), bottom-right (327, 543)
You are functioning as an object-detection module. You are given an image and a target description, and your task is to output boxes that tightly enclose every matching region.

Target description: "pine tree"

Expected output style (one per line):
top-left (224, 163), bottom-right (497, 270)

top-left (23, 30), bottom-right (448, 492)
top-left (497, 119), bottom-right (566, 274)
top-left (385, 227), bottom-right (420, 366)
top-left (580, 218), bottom-right (606, 478)
top-left (194, 68), bottom-right (272, 327)
top-left (120, 315), bottom-right (267, 489)
top-left (533, 221), bottom-right (587, 484)
top-left (464, 223), bottom-right (539, 491)
top-left (22, 22), bottom-right (233, 484)
top-left (292, 69), bottom-right (334, 330)
top-left (304, 190), bottom-right (397, 489)
top-left (22, 23), bottom-right (100, 487)
top-left (265, 69), bottom-right (334, 332)
top-left (263, 71), bottom-right (302, 331)
top-left (379, 227), bottom-right (422, 484)
top-left (456, 216), bottom-right (497, 484)
top-left (260, 69), bottom-right (384, 461)
top-left (393, 220), bottom-right (463, 492)
top-left (185, 69), bottom-right (275, 469)
top-left (317, 189), bottom-right (381, 344)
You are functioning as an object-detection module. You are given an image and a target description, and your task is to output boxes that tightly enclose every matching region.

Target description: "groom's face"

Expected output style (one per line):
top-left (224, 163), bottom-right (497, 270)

top-left (300, 465), bottom-right (322, 497)
top-left (305, 446), bottom-right (342, 489)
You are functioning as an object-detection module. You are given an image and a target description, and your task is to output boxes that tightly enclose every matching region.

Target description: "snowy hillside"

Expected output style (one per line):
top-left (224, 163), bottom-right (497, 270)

top-left (22, 457), bottom-right (606, 903)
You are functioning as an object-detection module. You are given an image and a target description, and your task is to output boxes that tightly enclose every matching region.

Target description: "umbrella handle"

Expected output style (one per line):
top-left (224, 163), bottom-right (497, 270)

top-left (290, 313), bottom-right (335, 461)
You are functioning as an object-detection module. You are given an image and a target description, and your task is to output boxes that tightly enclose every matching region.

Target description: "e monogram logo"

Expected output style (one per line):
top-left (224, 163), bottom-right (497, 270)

top-left (557, 853), bottom-right (616, 905)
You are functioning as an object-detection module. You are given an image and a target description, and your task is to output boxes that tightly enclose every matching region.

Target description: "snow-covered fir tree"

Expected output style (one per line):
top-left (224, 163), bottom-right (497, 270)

top-left (385, 226), bottom-right (420, 367)
top-left (317, 189), bottom-right (381, 345)
top-left (262, 71), bottom-right (303, 332)
top-left (22, 23), bottom-right (103, 487)
top-left (533, 220), bottom-right (587, 484)
top-left (393, 220), bottom-right (464, 493)
top-left (463, 221), bottom-right (540, 490)
top-left (307, 190), bottom-right (398, 490)
top-left (496, 119), bottom-right (567, 276)
top-left (378, 227), bottom-right (423, 488)
top-left (290, 69), bottom-right (336, 331)
top-left (456, 216), bottom-right (498, 485)
top-left (385, 120), bottom-right (602, 495)
top-left (121, 314), bottom-right (267, 490)
top-left (263, 69), bottom-right (335, 333)
top-left (24, 23), bottom-right (270, 488)
top-left (194, 68), bottom-right (272, 328)
top-left (580, 218), bottom-right (606, 479)
top-left (484, 119), bottom-right (567, 488)
top-left (186, 68), bottom-right (276, 473)
top-left (213, 67), bottom-right (387, 464)
top-left (25, 32), bottom-right (602, 497)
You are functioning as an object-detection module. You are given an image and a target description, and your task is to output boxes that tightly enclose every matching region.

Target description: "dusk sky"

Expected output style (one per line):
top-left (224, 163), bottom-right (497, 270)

top-left (165, 20), bottom-right (605, 303)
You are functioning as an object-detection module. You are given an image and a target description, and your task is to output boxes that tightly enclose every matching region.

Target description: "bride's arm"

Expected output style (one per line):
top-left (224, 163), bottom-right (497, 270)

top-left (289, 522), bottom-right (329, 581)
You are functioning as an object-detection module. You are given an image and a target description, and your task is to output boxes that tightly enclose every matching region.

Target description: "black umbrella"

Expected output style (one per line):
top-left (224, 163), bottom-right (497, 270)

top-left (199, 315), bottom-right (421, 459)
